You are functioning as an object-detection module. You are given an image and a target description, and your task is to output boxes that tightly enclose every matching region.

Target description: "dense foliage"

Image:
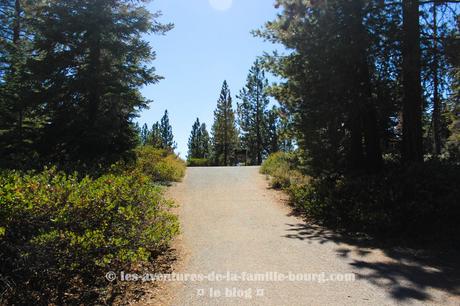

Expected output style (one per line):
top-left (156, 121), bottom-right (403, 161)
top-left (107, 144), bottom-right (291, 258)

top-left (159, 110), bottom-right (177, 150)
top-left (294, 162), bottom-right (460, 242)
top-left (260, 152), bottom-right (309, 189)
top-left (0, 151), bottom-right (183, 303)
top-left (132, 146), bottom-right (186, 183)
top-left (0, 0), bottom-right (171, 168)
top-left (187, 118), bottom-right (211, 162)
top-left (262, 152), bottom-right (460, 245)
top-left (258, 1), bottom-right (460, 244)
top-left (257, 0), bottom-right (459, 173)
top-left (237, 60), bottom-right (271, 165)
top-left (139, 110), bottom-right (177, 151)
top-left (211, 81), bottom-right (239, 166)
top-left (187, 158), bottom-right (211, 167)
top-left (0, 0), bottom-right (183, 304)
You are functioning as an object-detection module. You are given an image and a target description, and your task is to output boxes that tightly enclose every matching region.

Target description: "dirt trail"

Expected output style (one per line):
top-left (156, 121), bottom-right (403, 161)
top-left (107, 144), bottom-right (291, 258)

top-left (160, 166), bottom-right (459, 305)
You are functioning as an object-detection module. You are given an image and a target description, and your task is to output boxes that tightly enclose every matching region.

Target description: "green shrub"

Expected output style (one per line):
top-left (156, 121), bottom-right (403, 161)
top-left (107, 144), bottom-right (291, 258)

top-left (289, 161), bottom-right (460, 243)
top-left (0, 167), bottom-right (179, 304)
top-left (262, 153), bottom-right (460, 244)
top-left (187, 158), bottom-right (211, 167)
top-left (260, 152), bottom-right (309, 189)
top-left (260, 152), bottom-right (290, 175)
top-left (133, 146), bottom-right (186, 183)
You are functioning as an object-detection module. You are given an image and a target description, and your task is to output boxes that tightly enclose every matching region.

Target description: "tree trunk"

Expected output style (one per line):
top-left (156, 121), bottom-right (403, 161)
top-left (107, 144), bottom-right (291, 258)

top-left (349, 0), bottom-right (383, 173)
top-left (256, 95), bottom-right (262, 165)
top-left (349, 112), bottom-right (364, 171)
top-left (363, 106), bottom-right (383, 172)
top-left (355, 0), bottom-right (382, 173)
top-left (402, 0), bottom-right (424, 163)
top-left (88, 38), bottom-right (101, 125)
top-left (432, 1), bottom-right (442, 155)
top-left (13, 0), bottom-right (20, 44)
top-left (13, 0), bottom-right (23, 143)
top-left (224, 103), bottom-right (228, 166)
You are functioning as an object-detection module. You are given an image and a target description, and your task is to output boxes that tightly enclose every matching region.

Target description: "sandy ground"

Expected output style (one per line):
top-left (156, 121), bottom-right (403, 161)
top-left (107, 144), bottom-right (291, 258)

top-left (140, 166), bottom-right (460, 306)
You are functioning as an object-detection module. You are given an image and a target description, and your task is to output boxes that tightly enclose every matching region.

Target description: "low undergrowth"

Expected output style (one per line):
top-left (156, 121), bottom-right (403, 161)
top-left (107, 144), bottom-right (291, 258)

top-left (260, 152), bottom-right (310, 189)
top-left (261, 152), bottom-right (460, 246)
top-left (187, 158), bottom-right (211, 167)
top-left (0, 147), bottom-right (185, 304)
top-left (130, 146), bottom-right (186, 183)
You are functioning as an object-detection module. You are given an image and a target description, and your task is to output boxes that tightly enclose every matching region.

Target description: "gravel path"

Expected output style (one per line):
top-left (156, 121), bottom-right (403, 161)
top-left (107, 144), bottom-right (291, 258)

top-left (165, 166), bottom-right (459, 306)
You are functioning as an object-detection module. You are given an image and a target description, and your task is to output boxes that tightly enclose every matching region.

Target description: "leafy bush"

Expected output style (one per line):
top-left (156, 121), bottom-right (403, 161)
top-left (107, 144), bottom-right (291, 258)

top-left (290, 161), bottom-right (460, 244)
top-left (262, 153), bottom-right (460, 245)
top-left (187, 158), bottom-right (211, 167)
top-left (260, 152), bottom-right (290, 176)
top-left (260, 152), bottom-right (309, 189)
top-left (132, 146), bottom-right (186, 183)
top-left (0, 168), bottom-right (179, 304)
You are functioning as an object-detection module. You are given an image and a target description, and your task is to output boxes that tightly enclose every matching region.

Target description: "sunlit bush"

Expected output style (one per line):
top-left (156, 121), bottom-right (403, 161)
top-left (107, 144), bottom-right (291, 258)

top-left (133, 146), bottom-right (186, 183)
top-left (187, 158), bottom-right (211, 167)
top-left (260, 152), bottom-right (309, 189)
top-left (0, 167), bottom-right (179, 303)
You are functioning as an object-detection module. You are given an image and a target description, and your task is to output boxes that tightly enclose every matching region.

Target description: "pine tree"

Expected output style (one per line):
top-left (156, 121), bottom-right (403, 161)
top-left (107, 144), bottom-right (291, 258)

top-left (147, 122), bottom-right (163, 148)
top-left (188, 118), bottom-right (202, 159)
top-left (212, 81), bottom-right (238, 166)
top-left (445, 15), bottom-right (460, 157)
top-left (277, 105), bottom-right (295, 152)
top-left (257, 0), bottom-right (460, 171)
top-left (188, 119), bottom-right (211, 160)
top-left (402, 0), bottom-right (424, 163)
top-left (266, 106), bottom-right (280, 154)
top-left (237, 60), bottom-right (270, 165)
top-left (160, 110), bottom-right (176, 151)
top-left (140, 123), bottom-right (149, 145)
top-left (419, 2), bottom-right (456, 156)
top-left (199, 123), bottom-right (211, 159)
top-left (257, 0), bottom-right (389, 174)
top-left (0, 0), bottom-right (40, 167)
top-left (133, 122), bottom-right (142, 146)
top-left (27, 0), bottom-right (172, 165)
top-left (188, 118), bottom-right (211, 159)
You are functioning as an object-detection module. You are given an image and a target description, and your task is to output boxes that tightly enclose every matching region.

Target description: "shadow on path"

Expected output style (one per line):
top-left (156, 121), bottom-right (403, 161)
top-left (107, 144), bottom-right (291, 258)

top-left (284, 222), bottom-right (460, 303)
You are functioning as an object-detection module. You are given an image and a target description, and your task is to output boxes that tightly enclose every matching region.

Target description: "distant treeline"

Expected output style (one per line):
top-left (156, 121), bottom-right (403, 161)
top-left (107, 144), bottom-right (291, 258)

top-left (187, 61), bottom-right (294, 166)
top-left (138, 60), bottom-right (294, 167)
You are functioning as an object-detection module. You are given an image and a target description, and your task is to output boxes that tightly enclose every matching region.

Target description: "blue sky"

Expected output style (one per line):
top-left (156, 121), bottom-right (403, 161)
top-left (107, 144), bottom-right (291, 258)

top-left (138, 0), bottom-right (282, 157)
